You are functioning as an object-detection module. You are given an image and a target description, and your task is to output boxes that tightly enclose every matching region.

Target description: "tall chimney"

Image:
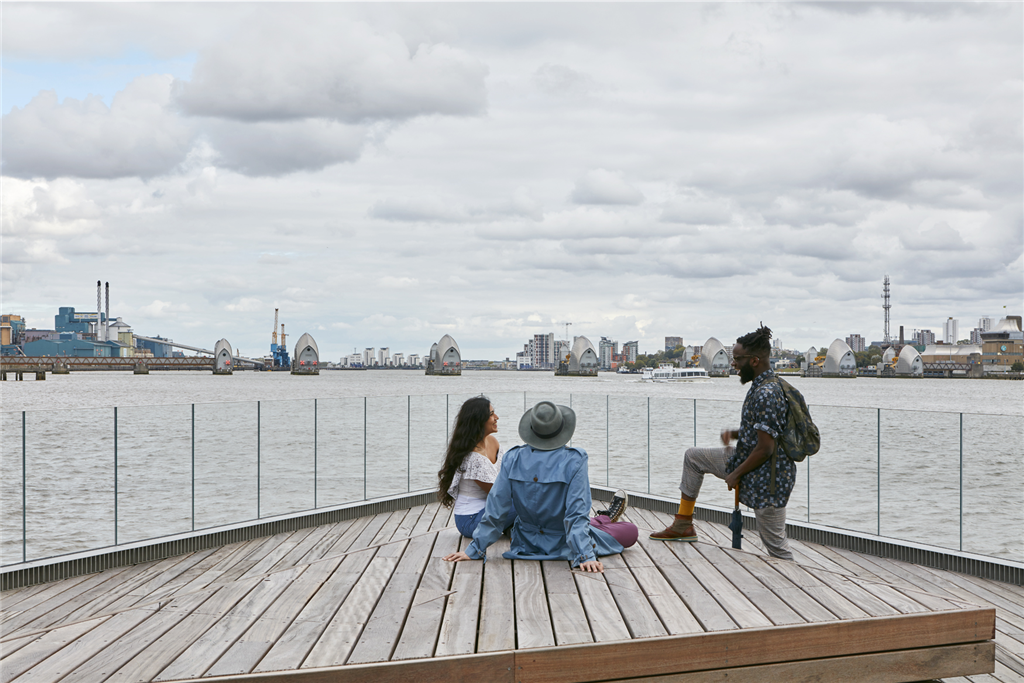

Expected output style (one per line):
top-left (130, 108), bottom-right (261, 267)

top-left (899, 325), bottom-right (904, 346)
top-left (96, 280), bottom-right (102, 340)
top-left (105, 282), bottom-right (110, 342)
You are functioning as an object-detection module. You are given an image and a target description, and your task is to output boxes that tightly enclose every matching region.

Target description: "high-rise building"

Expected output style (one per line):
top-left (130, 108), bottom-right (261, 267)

top-left (599, 337), bottom-right (617, 370)
top-left (363, 347), bottom-right (376, 366)
top-left (943, 318), bottom-right (958, 344)
top-left (970, 328), bottom-right (984, 345)
top-left (532, 333), bottom-right (555, 368)
top-left (978, 317), bottom-right (994, 332)
top-left (913, 329), bottom-right (936, 345)
top-left (665, 336), bottom-right (683, 352)
top-left (845, 334), bottom-right (866, 353)
top-left (623, 341), bottom-right (638, 363)
top-left (378, 347), bottom-right (390, 366)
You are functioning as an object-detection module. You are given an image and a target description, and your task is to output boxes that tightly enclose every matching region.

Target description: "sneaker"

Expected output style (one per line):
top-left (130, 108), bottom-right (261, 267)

top-left (649, 514), bottom-right (698, 542)
top-left (597, 489), bottom-right (628, 522)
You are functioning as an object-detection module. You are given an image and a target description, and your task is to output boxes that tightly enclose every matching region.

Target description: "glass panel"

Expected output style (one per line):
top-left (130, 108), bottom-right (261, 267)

top-left (117, 403), bottom-right (192, 543)
top-left (565, 394), bottom-right (608, 485)
top-left (316, 397), bottom-right (366, 506)
top-left (410, 394), bottom-right (447, 494)
top-left (194, 401), bottom-right (258, 529)
top-left (802, 405), bottom-right (877, 533)
top-left (1, 412), bottom-right (24, 565)
top-left (607, 395), bottom-right (648, 494)
top-left (365, 395), bottom-right (409, 499)
top-left (259, 399), bottom-right (315, 517)
top-left (691, 399), bottom-right (741, 510)
top-left (962, 413), bottom-right (1024, 561)
top-left (879, 408), bottom-right (960, 550)
top-left (25, 407), bottom-right (114, 560)
top-left (648, 397), bottom-right (695, 500)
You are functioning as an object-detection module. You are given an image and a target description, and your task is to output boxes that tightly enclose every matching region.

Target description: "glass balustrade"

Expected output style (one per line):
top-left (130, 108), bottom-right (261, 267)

top-left (1, 393), bottom-right (1019, 566)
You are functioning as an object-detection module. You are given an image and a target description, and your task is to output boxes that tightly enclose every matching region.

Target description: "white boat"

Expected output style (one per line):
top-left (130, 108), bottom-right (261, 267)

top-left (641, 364), bottom-right (709, 382)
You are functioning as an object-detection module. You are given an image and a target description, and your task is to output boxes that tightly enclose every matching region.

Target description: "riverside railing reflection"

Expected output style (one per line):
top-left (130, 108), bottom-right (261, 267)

top-left (1, 392), bottom-right (1021, 566)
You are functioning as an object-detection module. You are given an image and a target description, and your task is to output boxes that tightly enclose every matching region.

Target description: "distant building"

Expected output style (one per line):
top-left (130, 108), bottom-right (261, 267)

top-left (845, 334), bottom-right (866, 353)
top-left (970, 327), bottom-right (984, 345)
top-left (426, 334), bottom-right (461, 375)
top-left (533, 333), bottom-right (555, 369)
top-left (392, 353), bottom-right (404, 366)
top-left (55, 307), bottom-right (106, 336)
top-left (699, 338), bottom-right (731, 376)
top-left (665, 336), bottom-right (683, 352)
top-left (1, 314), bottom-right (26, 346)
top-left (979, 316), bottom-right (1023, 371)
top-left (623, 341), bottom-right (638, 363)
top-left (599, 337), bottom-right (617, 370)
top-left (823, 339), bottom-right (857, 376)
top-left (895, 346), bottom-right (924, 376)
top-left (978, 317), bottom-right (995, 332)
top-left (559, 336), bottom-right (599, 376)
top-left (136, 335), bottom-right (172, 357)
top-left (408, 354), bottom-right (420, 367)
top-left (913, 329), bottom-right (936, 345)
top-left (378, 347), bottom-right (390, 367)
top-left (943, 318), bottom-right (959, 344)
top-left (364, 347), bottom-right (376, 367)
top-left (554, 339), bottom-right (571, 365)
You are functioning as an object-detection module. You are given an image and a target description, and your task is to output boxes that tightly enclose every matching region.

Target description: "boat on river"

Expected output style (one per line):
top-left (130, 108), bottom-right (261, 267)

top-left (641, 363), bottom-right (709, 382)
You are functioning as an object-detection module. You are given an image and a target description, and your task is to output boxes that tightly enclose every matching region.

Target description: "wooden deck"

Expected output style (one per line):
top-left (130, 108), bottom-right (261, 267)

top-left (0, 500), bottom-right (1015, 683)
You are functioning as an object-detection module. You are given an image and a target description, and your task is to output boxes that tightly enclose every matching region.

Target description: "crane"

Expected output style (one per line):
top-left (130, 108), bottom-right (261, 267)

top-left (269, 309), bottom-right (290, 369)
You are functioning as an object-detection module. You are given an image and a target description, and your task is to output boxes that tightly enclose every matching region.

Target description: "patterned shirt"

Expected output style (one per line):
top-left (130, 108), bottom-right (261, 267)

top-left (726, 368), bottom-right (796, 509)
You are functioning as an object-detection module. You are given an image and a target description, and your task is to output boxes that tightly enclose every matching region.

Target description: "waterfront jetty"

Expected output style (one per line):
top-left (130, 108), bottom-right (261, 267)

top-left (1, 489), bottom-right (1016, 682)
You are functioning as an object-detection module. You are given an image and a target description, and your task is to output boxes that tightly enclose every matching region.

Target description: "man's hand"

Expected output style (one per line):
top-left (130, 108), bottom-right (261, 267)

top-left (578, 560), bottom-right (604, 573)
top-left (724, 471), bottom-right (741, 491)
top-left (720, 429), bottom-right (737, 446)
top-left (443, 551), bottom-right (472, 563)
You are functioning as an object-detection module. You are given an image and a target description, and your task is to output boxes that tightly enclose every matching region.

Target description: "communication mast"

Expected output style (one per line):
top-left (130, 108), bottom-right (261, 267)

top-left (564, 322), bottom-right (572, 341)
top-left (882, 275), bottom-right (891, 346)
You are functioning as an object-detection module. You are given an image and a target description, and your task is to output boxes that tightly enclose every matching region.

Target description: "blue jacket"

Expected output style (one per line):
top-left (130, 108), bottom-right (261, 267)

top-left (465, 444), bottom-right (624, 567)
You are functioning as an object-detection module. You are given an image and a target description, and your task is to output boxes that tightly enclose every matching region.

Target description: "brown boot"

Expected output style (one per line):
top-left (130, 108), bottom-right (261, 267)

top-left (649, 514), bottom-right (698, 542)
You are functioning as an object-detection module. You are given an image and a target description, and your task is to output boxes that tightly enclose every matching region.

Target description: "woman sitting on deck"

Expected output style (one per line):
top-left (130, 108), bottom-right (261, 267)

top-left (438, 396), bottom-right (505, 538)
top-left (444, 401), bottom-right (638, 573)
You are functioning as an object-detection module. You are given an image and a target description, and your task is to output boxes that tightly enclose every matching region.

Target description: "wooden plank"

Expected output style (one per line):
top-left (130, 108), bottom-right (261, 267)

top-left (0, 616), bottom-right (109, 683)
top-left (513, 608), bottom-right (996, 683)
top-left (0, 633), bottom-right (39, 660)
top-left (302, 548), bottom-right (400, 668)
top-left (346, 530), bottom-right (437, 664)
top-left (477, 536), bottom-right (516, 652)
top-left (153, 568), bottom-right (304, 681)
top-left (514, 556), bottom-right (555, 649)
top-left (785, 538), bottom-right (857, 576)
top-left (217, 530), bottom-right (308, 584)
top-left (595, 642), bottom-right (995, 682)
top-left (295, 517), bottom-right (363, 565)
top-left (802, 567), bottom-right (903, 617)
top-left (764, 558), bottom-right (870, 620)
top-left (725, 553), bottom-right (838, 623)
top-left (264, 523), bottom-right (336, 573)
top-left (619, 539), bottom-right (705, 635)
top-left (917, 566), bottom-right (1024, 620)
top-left (849, 576), bottom-right (932, 614)
top-left (598, 551), bottom-right (668, 639)
top-left (103, 582), bottom-right (259, 683)
top-left (692, 544), bottom-right (804, 626)
top-left (434, 536), bottom-right (485, 656)
top-left (3, 566), bottom-right (138, 634)
top-left (572, 564), bottom-right (632, 642)
top-left (10, 608), bottom-right (156, 683)
top-left (143, 540), bottom-right (261, 602)
top-left (254, 543), bottom-right (380, 673)
top-left (543, 560), bottom-right (594, 646)
top-left (429, 504), bottom-right (454, 532)
top-left (204, 556), bottom-right (348, 676)
top-left (237, 526), bottom-right (321, 581)
top-left (633, 528), bottom-right (737, 632)
top-left (0, 573), bottom-right (104, 622)
top-left (391, 528), bottom-right (461, 661)
top-left (54, 590), bottom-right (214, 683)
top-left (148, 651), bottom-right (515, 683)
top-left (100, 548), bottom-right (223, 613)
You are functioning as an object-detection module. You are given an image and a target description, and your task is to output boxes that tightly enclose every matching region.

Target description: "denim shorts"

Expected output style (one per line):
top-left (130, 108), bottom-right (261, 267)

top-left (454, 509), bottom-right (486, 538)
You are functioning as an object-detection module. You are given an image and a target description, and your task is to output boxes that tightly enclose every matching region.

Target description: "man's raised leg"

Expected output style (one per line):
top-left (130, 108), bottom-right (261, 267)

top-left (650, 446), bottom-right (731, 542)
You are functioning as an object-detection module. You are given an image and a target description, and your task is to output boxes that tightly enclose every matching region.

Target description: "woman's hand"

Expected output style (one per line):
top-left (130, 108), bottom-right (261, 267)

top-left (578, 560), bottom-right (604, 573)
top-left (443, 551), bottom-right (473, 563)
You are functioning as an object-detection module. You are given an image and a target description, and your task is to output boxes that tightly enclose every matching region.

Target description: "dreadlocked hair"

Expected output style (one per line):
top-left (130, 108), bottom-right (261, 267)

top-left (736, 323), bottom-right (772, 357)
top-left (437, 395), bottom-right (492, 509)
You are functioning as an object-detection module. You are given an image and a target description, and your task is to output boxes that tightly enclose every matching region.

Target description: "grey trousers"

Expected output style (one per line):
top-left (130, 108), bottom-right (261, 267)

top-left (680, 446), bottom-right (794, 561)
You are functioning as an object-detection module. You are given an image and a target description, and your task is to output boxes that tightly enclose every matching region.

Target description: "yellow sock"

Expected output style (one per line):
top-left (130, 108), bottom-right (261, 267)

top-left (677, 499), bottom-right (695, 516)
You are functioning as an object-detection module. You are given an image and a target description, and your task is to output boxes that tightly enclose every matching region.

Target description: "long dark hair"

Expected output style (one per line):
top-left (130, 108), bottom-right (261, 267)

top-left (437, 396), bottom-right (492, 508)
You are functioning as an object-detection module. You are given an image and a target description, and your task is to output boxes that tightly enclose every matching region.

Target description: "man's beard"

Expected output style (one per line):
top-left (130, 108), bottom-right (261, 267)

top-left (739, 364), bottom-right (756, 384)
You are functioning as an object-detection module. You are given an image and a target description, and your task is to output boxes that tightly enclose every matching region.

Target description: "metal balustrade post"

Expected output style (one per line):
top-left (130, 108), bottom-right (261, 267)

top-left (191, 404), bottom-right (195, 531)
top-left (877, 407), bottom-right (881, 536)
top-left (314, 399), bottom-right (318, 509)
top-left (693, 399), bottom-right (697, 447)
top-left (606, 395), bottom-right (610, 486)
top-left (22, 411), bottom-right (26, 563)
top-left (257, 401), bottom-right (261, 519)
top-left (959, 412), bottom-right (963, 552)
top-left (807, 457), bottom-right (810, 522)
top-left (114, 407), bottom-right (118, 545)
top-left (647, 397), bottom-right (651, 494)
top-left (407, 396), bottom-right (411, 492)
top-left (366, 395), bottom-right (370, 501)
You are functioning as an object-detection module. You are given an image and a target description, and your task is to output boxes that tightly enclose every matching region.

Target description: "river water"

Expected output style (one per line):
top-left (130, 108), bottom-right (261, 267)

top-left (1, 370), bottom-right (1021, 565)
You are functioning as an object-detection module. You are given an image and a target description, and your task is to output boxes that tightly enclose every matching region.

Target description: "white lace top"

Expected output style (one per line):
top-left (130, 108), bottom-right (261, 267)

top-left (449, 448), bottom-right (504, 516)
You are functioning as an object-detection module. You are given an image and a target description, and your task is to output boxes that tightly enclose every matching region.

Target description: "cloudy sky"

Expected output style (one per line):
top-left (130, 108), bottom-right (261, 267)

top-left (3, 2), bottom-right (1021, 360)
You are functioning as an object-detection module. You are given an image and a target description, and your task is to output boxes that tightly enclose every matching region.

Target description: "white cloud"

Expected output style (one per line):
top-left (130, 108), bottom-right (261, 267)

top-left (139, 300), bottom-right (192, 317)
top-left (570, 169), bottom-right (644, 205)
top-left (900, 222), bottom-right (974, 251)
top-left (224, 298), bottom-right (263, 312)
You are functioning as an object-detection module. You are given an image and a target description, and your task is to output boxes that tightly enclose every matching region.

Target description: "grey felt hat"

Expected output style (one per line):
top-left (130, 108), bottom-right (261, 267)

top-left (518, 401), bottom-right (576, 450)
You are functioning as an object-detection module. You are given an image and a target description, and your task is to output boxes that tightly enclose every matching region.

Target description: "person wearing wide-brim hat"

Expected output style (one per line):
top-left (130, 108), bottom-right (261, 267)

top-left (444, 401), bottom-right (638, 573)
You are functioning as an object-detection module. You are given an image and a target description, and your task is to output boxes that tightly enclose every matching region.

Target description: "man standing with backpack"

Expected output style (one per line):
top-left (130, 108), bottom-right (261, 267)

top-left (650, 325), bottom-right (817, 560)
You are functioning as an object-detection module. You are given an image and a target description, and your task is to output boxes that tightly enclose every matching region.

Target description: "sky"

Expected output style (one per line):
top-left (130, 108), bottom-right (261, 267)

top-left (2, 2), bottom-right (1022, 361)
